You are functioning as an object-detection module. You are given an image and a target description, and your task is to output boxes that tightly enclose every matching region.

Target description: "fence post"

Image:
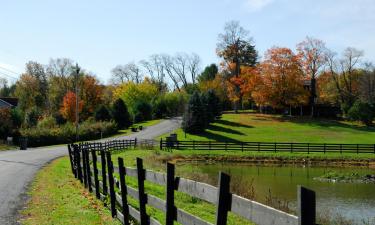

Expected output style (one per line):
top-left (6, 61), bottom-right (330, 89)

top-left (340, 144), bottom-right (342, 154)
top-left (324, 143), bottom-right (326, 154)
top-left (136, 158), bottom-right (148, 225)
top-left (193, 140), bottom-right (195, 150)
top-left (209, 141), bottom-right (211, 151)
top-left (225, 141), bottom-right (227, 151)
top-left (160, 138), bottom-right (163, 150)
top-left (85, 147), bottom-right (92, 193)
top-left (100, 147), bottom-right (108, 196)
top-left (67, 145), bottom-right (76, 177)
top-left (166, 163), bottom-right (176, 225)
top-left (274, 142), bottom-right (276, 153)
top-left (291, 143), bottom-right (293, 153)
top-left (298, 186), bottom-right (316, 225)
top-left (216, 172), bottom-right (231, 225)
top-left (135, 138), bottom-right (137, 149)
top-left (306, 143), bottom-right (309, 154)
top-left (82, 147), bottom-right (88, 188)
top-left (106, 151), bottom-right (117, 218)
top-left (91, 150), bottom-right (100, 199)
top-left (118, 157), bottom-right (130, 225)
top-left (241, 142), bottom-right (244, 152)
top-left (75, 145), bottom-right (83, 182)
top-left (258, 142), bottom-right (260, 152)
top-left (357, 144), bottom-right (359, 154)
top-left (374, 144), bottom-right (375, 154)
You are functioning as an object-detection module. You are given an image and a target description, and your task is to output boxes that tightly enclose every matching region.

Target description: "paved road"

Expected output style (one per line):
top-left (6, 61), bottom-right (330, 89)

top-left (0, 118), bottom-right (181, 225)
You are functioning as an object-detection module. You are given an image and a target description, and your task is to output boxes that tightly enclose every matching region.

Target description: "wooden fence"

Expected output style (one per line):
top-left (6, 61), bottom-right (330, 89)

top-left (68, 141), bottom-right (317, 225)
top-left (160, 140), bottom-right (375, 154)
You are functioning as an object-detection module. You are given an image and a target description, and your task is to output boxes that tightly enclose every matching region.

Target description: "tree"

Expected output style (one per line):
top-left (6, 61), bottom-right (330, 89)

top-left (359, 63), bottom-right (375, 105)
top-left (202, 90), bottom-right (221, 122)
top-left (80, 75), bottom-right (104, 119)
top-left (187, 53), bottom-right (201, 84)
top-left (297, 37), bottom-right (328, 116)
top-left (217, 21), bottom-right (258, 111)
top-left (60, 91), bottom-right (83, 123)
top-left (197, 64), bottom-right (218, 83)
top-left (182, 91), bottom-right (206, 134)
top-left (134, 101), bottom-right (152, 123)
top-left (111, 98), bottom-right (131, 128)
top-left (111, 62), bottom-right (143, 84)
top-left (0, 108), bottom-right (13, 139)
top-left (252, 47), bottom-right (308, 109)
top-left (14, 73), bottom-right (40, 112)
top-left (347, 100), bottom-right (374, 126)
top-left (326, 47), bottom-right (363, 115)
top-left (25, 61), bottom-right (49, 109)
top-left (94, 105), bottom-right (111, 121)
top-left (140, 54), bottom-right (166, 92)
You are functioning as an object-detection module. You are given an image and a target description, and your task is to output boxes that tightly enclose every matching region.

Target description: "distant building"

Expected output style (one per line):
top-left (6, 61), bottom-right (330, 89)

top-left (0, 98), bottom-right (18, 109)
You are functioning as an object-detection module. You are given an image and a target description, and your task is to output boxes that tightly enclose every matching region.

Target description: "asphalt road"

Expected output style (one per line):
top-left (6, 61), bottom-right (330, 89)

top-left (0, 118), bottom-right (181, 225)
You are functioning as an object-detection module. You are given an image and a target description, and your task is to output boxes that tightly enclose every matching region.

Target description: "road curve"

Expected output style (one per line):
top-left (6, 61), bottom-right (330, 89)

top-left (0, 118), bottom-right (181, 225)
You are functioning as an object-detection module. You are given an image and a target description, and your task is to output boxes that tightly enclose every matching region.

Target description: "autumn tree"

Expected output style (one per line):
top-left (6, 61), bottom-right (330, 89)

top-left (217, 21), bottom-right (258, 111)
top-left (80, 74), bottom-right (104, 119)
top-left (252, 47), bottom-right (308, 109)
top-left (297, 37), bottom-right (328, 116)
top-left (14, 73), bottom-right (40, 112)
top-left (326, 47), bottom-right (363, 114)
top-left (60, 91), bottom-right (83, 123)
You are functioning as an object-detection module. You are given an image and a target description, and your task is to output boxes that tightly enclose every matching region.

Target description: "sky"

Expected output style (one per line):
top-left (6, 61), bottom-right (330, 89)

top-left (0, 0), bottom-right (374, 84)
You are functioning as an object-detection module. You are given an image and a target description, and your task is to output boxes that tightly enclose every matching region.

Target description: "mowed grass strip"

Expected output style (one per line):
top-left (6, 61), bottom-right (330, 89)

top-left (21, 157), bottom-right (120, 225)
top-left (162, 113), bottom-right (375, 144)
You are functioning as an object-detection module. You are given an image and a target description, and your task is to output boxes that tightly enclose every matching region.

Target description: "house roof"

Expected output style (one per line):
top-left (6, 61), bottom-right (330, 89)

top-left (0, 98), bottom-right (18, 107)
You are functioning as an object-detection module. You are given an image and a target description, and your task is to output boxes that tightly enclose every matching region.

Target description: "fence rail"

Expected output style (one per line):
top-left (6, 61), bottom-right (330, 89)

top-left (68, 141), bottom-right (317, 225)
top-left (160, 139), bottom-right (375, 154)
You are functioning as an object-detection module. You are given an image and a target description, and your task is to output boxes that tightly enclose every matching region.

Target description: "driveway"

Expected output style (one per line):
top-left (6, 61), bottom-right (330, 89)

top-left (0, 118), bottom-right (181, 225)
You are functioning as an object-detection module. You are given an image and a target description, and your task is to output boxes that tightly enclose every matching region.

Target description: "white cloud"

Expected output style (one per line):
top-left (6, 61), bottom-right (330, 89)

top-left (244, 0), bottom-right (274, 12)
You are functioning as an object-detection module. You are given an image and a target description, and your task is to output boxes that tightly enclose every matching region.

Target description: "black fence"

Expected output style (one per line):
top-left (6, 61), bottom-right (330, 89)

top-left (160, 139), bottom-right (375, 154)
top-left (67, 140), bottom-right (317, 225)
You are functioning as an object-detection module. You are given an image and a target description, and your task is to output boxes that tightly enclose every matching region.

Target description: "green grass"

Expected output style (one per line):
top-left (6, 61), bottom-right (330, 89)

top-left (162, 113), bottom-right (375, 144)
top-left (21, 157), bottom-right (120, 225)
top-left (111, 119), bottom-right (161, 138)
top-left (0, 143), bottom-right (15, 151)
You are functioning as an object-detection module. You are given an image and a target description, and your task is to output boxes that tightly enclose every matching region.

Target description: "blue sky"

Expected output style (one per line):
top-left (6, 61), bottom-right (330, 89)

top-left (0, 0), bottom-right (374, 84)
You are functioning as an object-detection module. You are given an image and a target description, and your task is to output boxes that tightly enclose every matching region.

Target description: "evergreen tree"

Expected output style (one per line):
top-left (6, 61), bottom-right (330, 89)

top-left (94, 105), bottom-right (111, 121)
top-left (197, 64), bottom-right (218, 83)
top-left (182, 91), bottom-right (206, 134)
top-left (111, 99), bottom-right (131, 128)
top-left (205, 89), bottom-right (222, 122)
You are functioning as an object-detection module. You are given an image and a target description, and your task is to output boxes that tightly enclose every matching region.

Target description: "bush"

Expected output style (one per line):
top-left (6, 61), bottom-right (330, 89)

top-left (0, 108), bottom-right (12, 139)
top-left (152, 97), bottom-right (167, 119)
top-left (111, 99), bottom-right (131, 128)
top-left (134, 101), bottom-right (152, 123)
top-left (347, 100), bottom-right (374, 126)
top-left (25, 107), bottom-right (42, 127)
top-left (182, 91), bottom-right (207, 134)
top-left (164, 91), bottom-right (188, 117)
top-left (37, 116), bottom-right (57, 129)
top-left (94, 105), bottom-right (111, 121)
top-left (20, 120), bottom-right (117, 147)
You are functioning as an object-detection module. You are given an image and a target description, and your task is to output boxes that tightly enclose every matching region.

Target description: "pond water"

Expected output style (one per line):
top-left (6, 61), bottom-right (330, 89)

top-left (177, 163), bottom-right (375, 224)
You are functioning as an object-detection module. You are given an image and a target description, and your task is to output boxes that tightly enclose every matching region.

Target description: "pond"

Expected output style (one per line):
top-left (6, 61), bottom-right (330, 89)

top-left (177, 162), bottom-right (375, 224)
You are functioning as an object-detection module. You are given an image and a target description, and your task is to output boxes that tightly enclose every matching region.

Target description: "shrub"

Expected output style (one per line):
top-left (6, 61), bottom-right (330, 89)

top-left (25, 107), bottom-right (42, 127)
top-left (164, 91), bottom-right (188, 117)
top-left (20, 120), bottom-right (117, 147)
top-left (347, 100), bottom-right (374, 126)
top-left (134, 101), bottom-right (152, 123)
top-left (152, 97), bottom-right (167, 119)
top-left (182, 91), bottom-right (206, 134)
top-left (0, 108), bottom-right (12, 139)
top-left (37, 116), bottom-right (57, 129)
top-left (94, 105), bottom-right (111, 121)
top-left (111, 99), bottom-right (131, 128)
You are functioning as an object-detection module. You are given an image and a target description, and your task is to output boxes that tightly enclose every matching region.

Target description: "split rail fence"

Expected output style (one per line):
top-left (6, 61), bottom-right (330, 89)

top-left (160, 140), bottom-right (375, 154)
top-left (68, 140), bottom-right (317, 225)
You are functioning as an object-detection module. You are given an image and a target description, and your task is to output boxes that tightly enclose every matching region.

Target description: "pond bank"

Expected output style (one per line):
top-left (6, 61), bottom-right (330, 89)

top-left (154, 152), bottom-right (375, 168)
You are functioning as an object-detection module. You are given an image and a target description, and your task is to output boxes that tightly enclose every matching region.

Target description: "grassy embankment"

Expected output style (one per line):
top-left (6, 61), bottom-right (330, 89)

top-left (157, 112), bottom-right (375, 163)
top-left (21, 157), bottom-right (120, 225)
top-left (111, 119), bottom-right (161, 138)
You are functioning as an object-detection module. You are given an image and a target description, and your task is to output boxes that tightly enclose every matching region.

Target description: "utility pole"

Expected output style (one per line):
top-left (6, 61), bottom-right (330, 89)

top-left (75, 63), bottom-right (80, 142)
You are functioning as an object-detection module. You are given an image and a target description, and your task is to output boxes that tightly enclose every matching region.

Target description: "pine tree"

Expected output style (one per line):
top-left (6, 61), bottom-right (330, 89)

top-left (182, 91), bottom-right (206, 134)
top-left (112, 99), bottom-right (131, 128)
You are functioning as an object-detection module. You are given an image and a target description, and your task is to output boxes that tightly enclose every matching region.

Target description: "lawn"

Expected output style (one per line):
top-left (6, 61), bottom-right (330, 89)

top-left (0, 143), bottom-right (15, 151)
top-left (161, 113), bottom-right (375, 144)
top-left (21, 157), bottom-right (120, 225)
top-left (111, 119), bottom-right (161, 138)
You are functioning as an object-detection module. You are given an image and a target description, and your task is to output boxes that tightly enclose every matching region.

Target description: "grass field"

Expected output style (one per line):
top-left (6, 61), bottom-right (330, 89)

top-left (21, 157), bottom-right (120, 225)
top-left (0, 143), bottom-right (15, 151)
top-left (111, 119), bottom-right (161, 138)
top-left (162, 113), bottom-right (375, 144)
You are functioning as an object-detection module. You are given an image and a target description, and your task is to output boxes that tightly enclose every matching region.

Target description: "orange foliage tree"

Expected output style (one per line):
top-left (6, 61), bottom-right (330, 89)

top-left (251, 47), bottom-right (308, 108)
top-left (80, 75), bottom-right (103, 119)
top-left (60, 91), bottom-right (83, 122)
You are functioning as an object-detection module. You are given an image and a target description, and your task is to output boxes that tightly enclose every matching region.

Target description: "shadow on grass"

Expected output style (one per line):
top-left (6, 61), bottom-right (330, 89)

top-left (274, 116), bottom-right (375, 132)
top-left (197, 130), bottom-right (242, 143)
top-left (215, 119), bottom-right (254, 129)
top-left (208, 124), bottom-right (245, 135)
